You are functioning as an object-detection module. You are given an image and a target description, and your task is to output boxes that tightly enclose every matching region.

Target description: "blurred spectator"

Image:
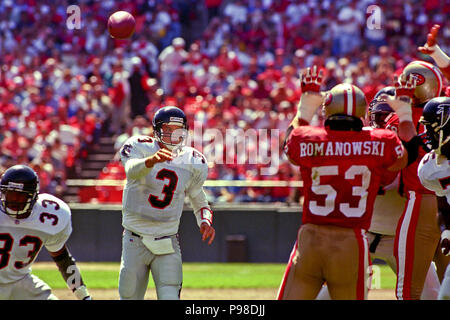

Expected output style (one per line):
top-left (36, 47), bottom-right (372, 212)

top-left (0, 0), bottom-right (445, 204)
top-left (128, 57), bottom-right (149, 119)
top-left (158, 37), bottom-right (188, 96)
top-left (223, 0), bottom-right (248, 26)
top-left (205, 0), bottom-right (223, 22)
top-left (109, 62), bottom-right (130, 134)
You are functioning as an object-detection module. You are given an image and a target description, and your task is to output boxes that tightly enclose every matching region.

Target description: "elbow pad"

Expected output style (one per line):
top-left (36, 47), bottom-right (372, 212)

top-left (402, 135), bottom-right (421, 165)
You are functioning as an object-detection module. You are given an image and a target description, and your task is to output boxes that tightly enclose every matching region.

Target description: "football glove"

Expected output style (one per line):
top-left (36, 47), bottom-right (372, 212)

top-left (383, 74), bottom-right (416, 123)
top-left (295, 65), bottom-right (324, 123)
top-left (74, 285), bottom-right (92, 300)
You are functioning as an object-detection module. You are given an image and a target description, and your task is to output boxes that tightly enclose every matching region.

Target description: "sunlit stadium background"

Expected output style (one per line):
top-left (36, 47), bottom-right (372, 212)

top-left (1, 0), bottom-right (446, 298)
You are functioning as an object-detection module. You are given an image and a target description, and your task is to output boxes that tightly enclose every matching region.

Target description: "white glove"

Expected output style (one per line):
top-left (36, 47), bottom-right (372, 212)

top-left (295, 65), bottom-right (325, 123)
top-left (74, 285), bottom-right (92, 300)
top-left (383, 74), bottom-right (416, 123)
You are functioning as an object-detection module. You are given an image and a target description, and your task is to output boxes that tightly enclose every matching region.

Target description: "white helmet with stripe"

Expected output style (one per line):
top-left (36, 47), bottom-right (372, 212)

top-left (322, 83), bottom-right (368, 119)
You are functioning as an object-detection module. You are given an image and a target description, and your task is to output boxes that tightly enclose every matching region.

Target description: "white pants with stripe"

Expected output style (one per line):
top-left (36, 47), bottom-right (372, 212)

top-left (118, 229), bottom-right (182, 300)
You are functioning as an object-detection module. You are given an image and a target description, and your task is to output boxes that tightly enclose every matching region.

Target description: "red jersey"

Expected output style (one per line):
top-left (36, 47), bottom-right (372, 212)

top-left (384, 107), bottom-right (434, 194)
top-left (285, 126), bottom-right (404, 229)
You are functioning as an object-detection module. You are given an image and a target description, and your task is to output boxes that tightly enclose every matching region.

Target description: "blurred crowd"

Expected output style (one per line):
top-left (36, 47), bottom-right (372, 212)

top-left (0, 0), bottom-right (448, 203)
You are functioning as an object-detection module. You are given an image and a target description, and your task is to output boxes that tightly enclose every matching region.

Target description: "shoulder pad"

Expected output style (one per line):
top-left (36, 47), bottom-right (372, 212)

top-left (185, 147), bottom-right (208, 166)
top-left (27, 193), bottom-right (72, 235)
top-left (120, 135), bottom-right (159, 158)
top-left (174, 147), bottom-right (208, 172)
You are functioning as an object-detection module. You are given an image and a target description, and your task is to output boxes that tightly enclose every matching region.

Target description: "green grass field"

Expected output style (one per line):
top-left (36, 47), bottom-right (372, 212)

top-left (31, 262), bottom-right (397, 290)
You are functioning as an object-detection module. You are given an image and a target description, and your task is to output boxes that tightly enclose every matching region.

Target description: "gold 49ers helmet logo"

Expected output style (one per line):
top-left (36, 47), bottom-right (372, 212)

top-left (324, 92), bottom-right (333, 106)
top-left (410, 73), bottom-right (425, 86)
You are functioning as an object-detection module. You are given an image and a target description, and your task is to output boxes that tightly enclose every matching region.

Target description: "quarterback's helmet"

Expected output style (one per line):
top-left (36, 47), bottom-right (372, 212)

top-left (401, 61), bottom-right (444, 106)
top-left (323, 83), bottom-right (368, 119)
top-left (419, 96), bottom-right (450, 155)
top-left (0, 165), bottom-right (40, 219)
top-left (152, 106), bottom-right (188, 150)
top-left (368, 86), bottom-right (395, 128)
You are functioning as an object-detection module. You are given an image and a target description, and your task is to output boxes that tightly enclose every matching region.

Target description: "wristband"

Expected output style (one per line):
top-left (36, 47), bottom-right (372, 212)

top-left (200, 207), bottom-right (213, 226)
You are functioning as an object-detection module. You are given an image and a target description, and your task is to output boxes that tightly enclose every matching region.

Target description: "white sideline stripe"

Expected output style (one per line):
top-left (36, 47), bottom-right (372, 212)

top-left (396, 191), bottom-right (416, 300)
top-left (66, 179), bottom-right (304, 188)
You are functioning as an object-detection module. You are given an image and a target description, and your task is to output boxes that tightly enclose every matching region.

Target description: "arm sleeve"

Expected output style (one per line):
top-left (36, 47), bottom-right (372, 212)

top-left (189, 189), bottom-right (213, 227)
top-left (187, 163), bottom-right (213, 227)
top-left (120, 138), bottom-right (153, 180)
top-left (123, 158), bottom-right (152, 180)
top-left (383, 132), bottom-right (405, 168)
top-left (284, 128), bottom-right (302, 167)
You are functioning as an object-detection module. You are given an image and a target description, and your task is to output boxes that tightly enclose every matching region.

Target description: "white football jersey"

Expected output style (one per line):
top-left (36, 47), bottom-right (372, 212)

top-left (418, 151), bottom-right (450, 204)
top-left (0, 193), bottom-right (72, 284)
top-left (120, 135), bottom-right (209, 237)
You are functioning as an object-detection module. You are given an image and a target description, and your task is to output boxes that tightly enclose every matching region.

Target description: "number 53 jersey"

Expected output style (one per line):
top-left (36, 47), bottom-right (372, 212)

top-left (0, 193), bottom-right (72, 284)
top-left (285, 126), bottom-right (404, 230)
top-left (120, 136), bottom-right (209, 237)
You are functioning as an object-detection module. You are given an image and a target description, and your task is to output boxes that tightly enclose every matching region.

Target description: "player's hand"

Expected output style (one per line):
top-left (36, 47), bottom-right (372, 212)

top-left (382, 74), bottom-right (416, 123)
top-left (200, 222), bottom-right (215, 245)
top-left (418, 24), bottom-right (440, 55)
top-left (145, 148), bottom-right (173, 168)
top-left (299, 65), bottom-right (324, 93)
top-left (74, 285), bottom-right (91, 300)
top-left (296, 65), bottom-right (325, 123)
top-left (441, 230), bottom-right (450, 256)
top-left (393, 73), bottom-right (417, 103)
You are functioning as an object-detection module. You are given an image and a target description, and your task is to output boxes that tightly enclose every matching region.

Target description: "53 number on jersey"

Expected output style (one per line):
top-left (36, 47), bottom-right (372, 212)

top-left (310, 165), bottom-right (371, 218)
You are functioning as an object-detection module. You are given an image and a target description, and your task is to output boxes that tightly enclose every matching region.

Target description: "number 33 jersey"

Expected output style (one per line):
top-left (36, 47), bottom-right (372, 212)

top-left (0, 193), bottom-right (72, 284)
top-left (120, 135), bottom-right (209, 237)
top-left (285, 126), bottom-right (404, 230)
top-left (418, 151), bottom-right (450, 205)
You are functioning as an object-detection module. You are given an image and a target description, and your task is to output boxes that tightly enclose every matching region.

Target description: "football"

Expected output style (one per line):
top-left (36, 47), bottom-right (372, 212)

top-left (107, 11), bottom-right (135, 39)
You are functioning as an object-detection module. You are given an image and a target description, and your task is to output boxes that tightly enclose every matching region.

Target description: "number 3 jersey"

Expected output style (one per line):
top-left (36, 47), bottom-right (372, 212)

top-left (418, 151), bottom-right (450, 205)
top-left (285, 126), bottom-right (404, 230)
top-left (120, 135), bottom-right (210, 237)
top-left (0, 193), bottom-right (72, 284)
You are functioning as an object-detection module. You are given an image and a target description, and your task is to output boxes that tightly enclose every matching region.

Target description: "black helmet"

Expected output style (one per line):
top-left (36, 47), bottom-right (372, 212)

top-left (419, 96), bottom-right (450, 155)
top-left (368, 86), bottom-right (395, 128)
top-left (152, 106), bottom-right (188, 150)
top-left (0, 165), bottom-right (40, 219)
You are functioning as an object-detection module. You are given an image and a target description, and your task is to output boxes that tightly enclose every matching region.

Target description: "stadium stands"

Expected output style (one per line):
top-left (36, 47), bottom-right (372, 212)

top-left (0, 0), bottom-right (448, 203)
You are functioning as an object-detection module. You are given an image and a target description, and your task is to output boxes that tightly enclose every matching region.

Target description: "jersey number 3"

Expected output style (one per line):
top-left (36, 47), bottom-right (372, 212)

top-left (148, 169), bottom-right (179, 209)
top-left (310, 165), bottom-right (371, 218)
